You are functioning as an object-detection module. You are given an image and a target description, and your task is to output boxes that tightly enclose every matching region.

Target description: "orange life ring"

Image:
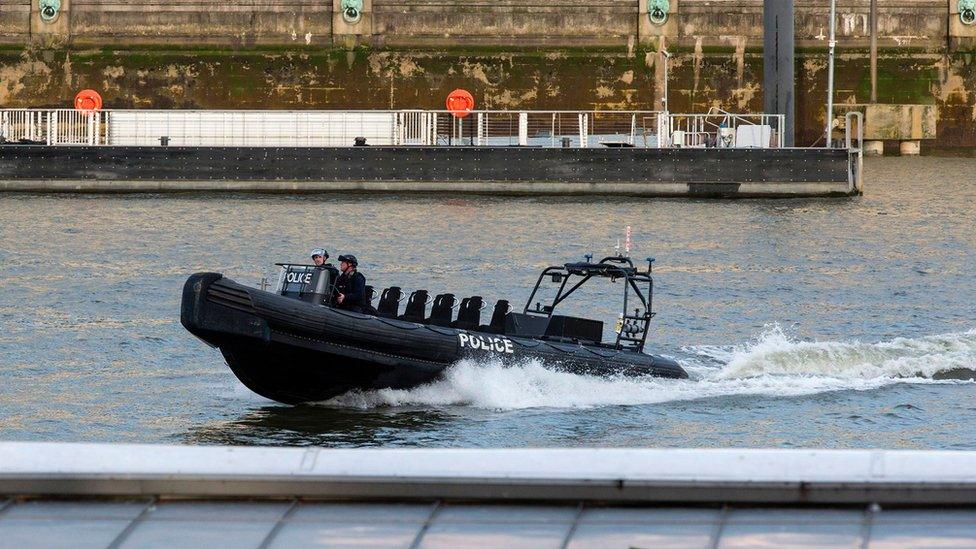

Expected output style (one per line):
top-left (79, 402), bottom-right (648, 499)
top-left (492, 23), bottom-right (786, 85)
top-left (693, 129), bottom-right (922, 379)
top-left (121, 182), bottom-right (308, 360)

top-left (74, 89), bottom-right (103, 112)
top-left (446, 89), bottom-right (474, 118)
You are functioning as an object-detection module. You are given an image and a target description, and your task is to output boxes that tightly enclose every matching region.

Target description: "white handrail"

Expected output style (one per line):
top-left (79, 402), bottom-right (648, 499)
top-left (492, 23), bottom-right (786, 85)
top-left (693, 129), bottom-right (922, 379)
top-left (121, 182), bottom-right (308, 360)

top-left (0, 108), bottom-right (800, 150)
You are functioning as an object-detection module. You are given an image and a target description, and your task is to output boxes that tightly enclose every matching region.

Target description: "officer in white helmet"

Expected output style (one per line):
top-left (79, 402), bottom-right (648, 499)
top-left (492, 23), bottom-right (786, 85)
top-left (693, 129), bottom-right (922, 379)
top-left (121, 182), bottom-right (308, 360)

top-left (310, 248), bottom-right (330, 267)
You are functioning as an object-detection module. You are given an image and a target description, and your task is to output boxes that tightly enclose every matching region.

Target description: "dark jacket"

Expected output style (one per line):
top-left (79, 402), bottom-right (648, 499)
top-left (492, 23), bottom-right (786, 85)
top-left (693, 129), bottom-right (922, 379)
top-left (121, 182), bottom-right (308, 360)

top-left (333, 269), bottom-right (366, 312)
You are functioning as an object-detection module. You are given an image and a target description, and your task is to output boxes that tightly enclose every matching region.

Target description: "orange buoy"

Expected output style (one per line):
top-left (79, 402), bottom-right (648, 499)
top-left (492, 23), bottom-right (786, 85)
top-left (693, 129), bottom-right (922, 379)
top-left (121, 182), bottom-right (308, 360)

top-left (74, 89), bottom-right (103, 112)
top-left (446, 89), bottom-right (474, 118)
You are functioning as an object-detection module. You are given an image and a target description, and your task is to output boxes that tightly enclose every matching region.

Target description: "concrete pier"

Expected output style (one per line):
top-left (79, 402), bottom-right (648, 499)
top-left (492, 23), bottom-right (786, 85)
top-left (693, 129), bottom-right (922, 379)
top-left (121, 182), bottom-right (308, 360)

top-left (0, 145), bottom-right (861, 198)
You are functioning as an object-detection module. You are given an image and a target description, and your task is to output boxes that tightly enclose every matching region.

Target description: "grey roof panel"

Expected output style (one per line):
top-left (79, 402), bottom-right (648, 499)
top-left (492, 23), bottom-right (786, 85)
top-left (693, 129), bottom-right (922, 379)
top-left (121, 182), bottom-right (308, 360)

top-left (567, 522), bottom-right (715, 549)
top-left (118, 519), bottom-right (279, 549)
top-left (141, 501), bottom-right (291, 521)
top-left (718, 522), bottom-right (864, 548)
top-left (288, 502), bottom-right (435, 523)
top-left (1, 500), bottom-right (148, 520)
top-left (868, 523), bottom-right (976, 548)
top-left (417, 521), bottom-right (571, 549)
top-left (0, 518), bottom-right (132, 549)
top-left (268, 521), bottom-right (425, 549)
top-left (725, 508), bottom-right (864, 524)
top-left (579, 507), bottom-right (722, 524)
top-left (434, 504), bottom-right (578, 524)
top-left (872, 509), bottom-right (976, 523)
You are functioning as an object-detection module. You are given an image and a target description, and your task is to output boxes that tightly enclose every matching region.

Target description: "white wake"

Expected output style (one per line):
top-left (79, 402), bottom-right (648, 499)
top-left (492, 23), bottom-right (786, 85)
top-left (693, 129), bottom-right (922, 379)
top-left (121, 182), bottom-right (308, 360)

top-left (322, 326), bottom-right (976, 410)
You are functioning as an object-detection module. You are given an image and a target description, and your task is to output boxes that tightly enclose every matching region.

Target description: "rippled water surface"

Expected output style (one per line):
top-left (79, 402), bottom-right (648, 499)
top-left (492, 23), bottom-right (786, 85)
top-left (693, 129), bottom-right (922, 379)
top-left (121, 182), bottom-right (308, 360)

top-left (1, 157), bottom-right (975, 448)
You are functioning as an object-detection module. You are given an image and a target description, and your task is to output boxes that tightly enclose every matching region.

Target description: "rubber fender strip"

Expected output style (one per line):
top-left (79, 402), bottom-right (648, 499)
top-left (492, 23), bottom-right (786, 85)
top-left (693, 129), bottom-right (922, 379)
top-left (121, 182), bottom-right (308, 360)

top-left (258, 300), bottom-right (450, 350)
top-left (582, 346), bottom-right (620, 358)
top-left (328, 308), bottom-right (373, 320)
top-left (375, 317), bottom-right (424, 330)
top-left (272, 330), bottom-right (449, 367)
top-left (509, 337), bottom-right (541, 348)
top-left (425, 325), bottom-right (458, 336)
top-left (543, 342), bottom-right (579, 354)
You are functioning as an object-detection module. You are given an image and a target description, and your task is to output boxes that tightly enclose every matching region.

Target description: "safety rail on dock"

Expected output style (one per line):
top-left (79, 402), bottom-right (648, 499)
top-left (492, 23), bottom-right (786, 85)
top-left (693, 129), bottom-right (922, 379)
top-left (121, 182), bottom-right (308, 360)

top-left (0, 108), bottom-right (794, 150)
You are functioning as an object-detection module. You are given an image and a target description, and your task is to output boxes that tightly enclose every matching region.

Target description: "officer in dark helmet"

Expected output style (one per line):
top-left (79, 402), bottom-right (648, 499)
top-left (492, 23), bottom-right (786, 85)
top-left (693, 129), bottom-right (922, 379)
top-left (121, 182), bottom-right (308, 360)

top-left (333, 254), bottom-right (366, 313)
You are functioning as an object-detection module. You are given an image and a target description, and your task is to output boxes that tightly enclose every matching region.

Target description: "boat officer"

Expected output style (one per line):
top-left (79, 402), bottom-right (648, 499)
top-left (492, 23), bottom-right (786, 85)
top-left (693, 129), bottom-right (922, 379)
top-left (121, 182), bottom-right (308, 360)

top-left (311, 248), bottom-right (330, 267)
top-left (334, 254), bottom-right (366, 313)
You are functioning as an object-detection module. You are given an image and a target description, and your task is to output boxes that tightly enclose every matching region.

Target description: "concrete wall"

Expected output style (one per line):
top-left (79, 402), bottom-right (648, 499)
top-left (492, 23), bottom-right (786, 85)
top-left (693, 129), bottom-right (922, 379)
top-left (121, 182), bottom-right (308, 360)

top-left (0, 0), bottom-right (29, 44)
top-left (1, 1), bottom-right (974, 148)
top-left (69, 0), bottom-right (332, 47)
top-left (1, 0), bottom-right (964, 49)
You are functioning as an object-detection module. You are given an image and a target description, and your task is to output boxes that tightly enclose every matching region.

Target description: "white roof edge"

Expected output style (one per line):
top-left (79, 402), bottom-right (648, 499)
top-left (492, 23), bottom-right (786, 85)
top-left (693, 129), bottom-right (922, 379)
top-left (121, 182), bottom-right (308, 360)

top-left (2, 442), bottom-right (976, 504)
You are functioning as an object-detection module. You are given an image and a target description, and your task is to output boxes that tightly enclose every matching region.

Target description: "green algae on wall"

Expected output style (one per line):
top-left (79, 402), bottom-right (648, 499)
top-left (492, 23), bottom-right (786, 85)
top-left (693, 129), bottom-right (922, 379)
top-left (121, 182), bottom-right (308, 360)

top-left (1, 45), bottom-right (972, 147)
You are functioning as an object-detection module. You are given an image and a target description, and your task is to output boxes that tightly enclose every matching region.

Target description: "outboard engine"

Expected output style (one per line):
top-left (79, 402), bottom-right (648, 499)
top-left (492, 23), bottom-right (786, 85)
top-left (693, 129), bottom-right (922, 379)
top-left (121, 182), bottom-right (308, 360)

top-left (275, 264), bottom-right (338, 306)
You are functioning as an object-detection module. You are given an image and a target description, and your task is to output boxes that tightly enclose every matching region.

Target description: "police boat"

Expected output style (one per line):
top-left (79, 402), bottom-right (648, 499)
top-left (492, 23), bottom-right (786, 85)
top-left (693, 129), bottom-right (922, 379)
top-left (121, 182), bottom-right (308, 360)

top-left (181, 255), bottom-right (688, 404)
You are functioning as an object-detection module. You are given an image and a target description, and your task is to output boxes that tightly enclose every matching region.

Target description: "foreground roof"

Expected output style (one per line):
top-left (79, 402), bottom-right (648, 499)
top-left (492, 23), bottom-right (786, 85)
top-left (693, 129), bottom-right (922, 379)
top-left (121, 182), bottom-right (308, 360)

top-left (2, 443), bottom-right (975, 547)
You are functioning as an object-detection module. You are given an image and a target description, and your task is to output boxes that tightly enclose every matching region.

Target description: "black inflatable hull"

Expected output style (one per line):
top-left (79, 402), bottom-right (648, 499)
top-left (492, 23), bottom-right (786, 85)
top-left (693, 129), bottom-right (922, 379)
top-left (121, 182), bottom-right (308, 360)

top-left (181, 272), bottom-right (688, 404)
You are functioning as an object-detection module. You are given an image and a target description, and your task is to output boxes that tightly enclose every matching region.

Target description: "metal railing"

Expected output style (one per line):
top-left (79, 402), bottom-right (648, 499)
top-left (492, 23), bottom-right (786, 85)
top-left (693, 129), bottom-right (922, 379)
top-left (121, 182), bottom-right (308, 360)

top-left (845, 111), bottom-right (865, 193)
top-left (0, 108), bottom-right (800, 150)
top-left (419, 110), bottom-right (667, 148)
top-left (666, 108), bottom-right (786, 149)
top-left (0, 109), bottom-right (107, 146)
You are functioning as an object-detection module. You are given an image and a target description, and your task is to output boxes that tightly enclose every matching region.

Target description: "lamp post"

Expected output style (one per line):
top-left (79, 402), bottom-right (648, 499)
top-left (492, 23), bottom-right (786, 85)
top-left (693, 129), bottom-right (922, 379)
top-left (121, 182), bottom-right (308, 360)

top-left (825, 0), bottom-right (837, 148)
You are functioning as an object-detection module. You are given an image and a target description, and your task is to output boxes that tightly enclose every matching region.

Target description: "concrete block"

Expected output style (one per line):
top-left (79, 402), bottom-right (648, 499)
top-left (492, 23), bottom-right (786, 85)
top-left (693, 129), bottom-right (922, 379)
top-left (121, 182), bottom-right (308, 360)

top-left (69, 2), bottom-right (331, 47)
top-left (30, 0), bottom-right (70, 45)
top-left (900, 140), bottom-right (921, 156)
top-left (639, 0), bottom-right (678, 44)
top-left (864, 140), bottom-right (884, 156)
top-left (0, 1), bottom-right (31, 45)
top-left (950, 1), bottom-right (976, 37)
top-left (333, 0), bottom-right (372, 39)
top-left (371, 1), bottom-right (636, 47)
top-left (864, 104), bottom-right (938, 141)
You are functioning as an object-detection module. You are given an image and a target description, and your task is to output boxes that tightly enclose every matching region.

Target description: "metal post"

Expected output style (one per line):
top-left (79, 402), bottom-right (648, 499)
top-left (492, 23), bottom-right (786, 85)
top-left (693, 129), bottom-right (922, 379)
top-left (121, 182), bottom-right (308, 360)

top-left (825, 0), bottom-right (837, 148)
top-left (870, 0), bottom-right (877, 103)
top-left (763, 0), bottom-right (795, 147)
top-left (660, 49), bottom-right (671, 114)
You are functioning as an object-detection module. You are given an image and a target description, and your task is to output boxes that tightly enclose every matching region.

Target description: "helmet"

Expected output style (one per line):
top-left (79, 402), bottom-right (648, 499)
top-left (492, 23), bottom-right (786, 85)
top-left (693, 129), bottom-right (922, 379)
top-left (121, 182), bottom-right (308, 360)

top-left (311, 248), bottom-right (328, 259)
top-left (337, 254), bottom-right (358, 267)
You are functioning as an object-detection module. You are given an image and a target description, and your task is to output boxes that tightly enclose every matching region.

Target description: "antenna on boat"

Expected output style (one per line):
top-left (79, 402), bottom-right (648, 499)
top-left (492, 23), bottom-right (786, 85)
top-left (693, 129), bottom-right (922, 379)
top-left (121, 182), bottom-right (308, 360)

top-left (625, 225), bottom-right (632, 256)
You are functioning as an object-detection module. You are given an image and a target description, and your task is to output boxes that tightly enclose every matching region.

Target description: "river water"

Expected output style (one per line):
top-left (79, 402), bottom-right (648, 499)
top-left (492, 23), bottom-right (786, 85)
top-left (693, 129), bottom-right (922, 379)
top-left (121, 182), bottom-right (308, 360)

top-left (1, 156), bottom-right (974, 448)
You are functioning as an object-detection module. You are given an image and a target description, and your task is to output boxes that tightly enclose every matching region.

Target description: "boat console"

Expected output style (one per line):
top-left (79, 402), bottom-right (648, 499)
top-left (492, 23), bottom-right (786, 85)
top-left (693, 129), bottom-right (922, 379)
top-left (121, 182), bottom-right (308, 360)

top-left (275, 263), bottom-right (338, 306)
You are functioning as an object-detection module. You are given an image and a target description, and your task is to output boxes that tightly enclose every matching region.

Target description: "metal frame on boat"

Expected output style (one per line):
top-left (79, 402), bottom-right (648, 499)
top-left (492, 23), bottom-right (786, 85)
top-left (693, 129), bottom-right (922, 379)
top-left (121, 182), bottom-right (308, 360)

top-left (525, 255), bottom-right (656, 353)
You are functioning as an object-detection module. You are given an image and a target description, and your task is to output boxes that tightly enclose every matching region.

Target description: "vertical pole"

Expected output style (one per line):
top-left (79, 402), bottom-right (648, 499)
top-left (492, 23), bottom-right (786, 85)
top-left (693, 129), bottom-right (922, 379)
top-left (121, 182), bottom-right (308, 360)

top-left (870, 0), bottom-right (877, 103)
top-left (763, 0), bottom-right (795, 147)
top-left (826, 0), bottom-right (837, 148)
top-left (518, 112), bottom-right (528, 146)
top-left (661, 49), bottom-right (670, 114)
top-left (477, 112), bottom-right (484, 146)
